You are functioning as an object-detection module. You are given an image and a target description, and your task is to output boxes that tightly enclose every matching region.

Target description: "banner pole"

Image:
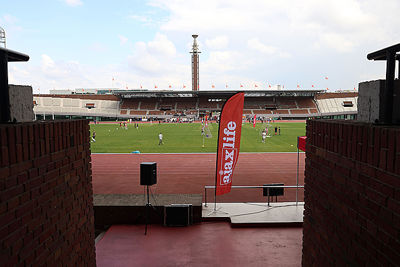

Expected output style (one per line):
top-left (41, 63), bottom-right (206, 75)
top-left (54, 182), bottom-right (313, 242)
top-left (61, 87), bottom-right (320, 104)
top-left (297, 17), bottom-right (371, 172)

top-left (213, 94), bottom-right (234, 211)
top-left (214, 114), bottom-right (222, 211)
top-left (296, 136), bottom-right (299, 206)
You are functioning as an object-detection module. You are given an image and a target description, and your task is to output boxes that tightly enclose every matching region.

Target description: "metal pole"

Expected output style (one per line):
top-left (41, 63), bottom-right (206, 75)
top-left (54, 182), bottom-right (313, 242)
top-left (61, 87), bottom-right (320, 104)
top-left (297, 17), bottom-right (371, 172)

top-left (383, 50), bottom-right (395, 124)
top-left (204, 187), bottom-right (207, 207)
top-left (145, 185), bottom-right (149, 235)
top-left (296, 137), bottom-right (299, 206)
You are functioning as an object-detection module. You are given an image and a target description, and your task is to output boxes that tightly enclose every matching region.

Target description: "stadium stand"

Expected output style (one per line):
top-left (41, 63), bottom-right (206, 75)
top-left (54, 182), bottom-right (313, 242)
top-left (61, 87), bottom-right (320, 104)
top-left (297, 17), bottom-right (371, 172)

top-left (138, 98), bottom-right (156, 110)
top-left (276, 97), bottom-right (297, 109)
top-left (176, 98), bottom-right (198, 110)
top-left (198, 97), bottom-right (218, 109)
top-left (33, 90), bottom-right (358, 121)
top-left (121, 98), bottom-right (139, 110)
top-left (314, 92), bottom-right (357, 115)
top-left (275, 109), bottom-right (290, 114)
top-left (33, 94), bottom-right (120, 119)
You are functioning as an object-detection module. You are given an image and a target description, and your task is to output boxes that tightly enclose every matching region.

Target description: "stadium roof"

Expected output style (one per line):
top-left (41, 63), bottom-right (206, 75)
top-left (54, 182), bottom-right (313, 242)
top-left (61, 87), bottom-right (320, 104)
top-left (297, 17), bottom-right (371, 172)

top-left (117, 89), bottom-right (325, 98)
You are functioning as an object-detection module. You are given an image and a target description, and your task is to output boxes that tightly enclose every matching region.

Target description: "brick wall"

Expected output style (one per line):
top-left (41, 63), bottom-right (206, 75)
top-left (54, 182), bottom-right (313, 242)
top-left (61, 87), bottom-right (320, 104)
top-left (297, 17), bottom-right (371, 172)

top-left (0, 120), bottom-right (95, 266)
top-left (302, 120), bottom-right (400, 266)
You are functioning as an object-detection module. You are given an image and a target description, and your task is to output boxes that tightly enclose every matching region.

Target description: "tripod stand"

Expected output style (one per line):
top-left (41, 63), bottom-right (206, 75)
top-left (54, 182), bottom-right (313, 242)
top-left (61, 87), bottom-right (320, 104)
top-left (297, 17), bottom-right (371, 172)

top-left (144, 185), bottom-right (153, 235)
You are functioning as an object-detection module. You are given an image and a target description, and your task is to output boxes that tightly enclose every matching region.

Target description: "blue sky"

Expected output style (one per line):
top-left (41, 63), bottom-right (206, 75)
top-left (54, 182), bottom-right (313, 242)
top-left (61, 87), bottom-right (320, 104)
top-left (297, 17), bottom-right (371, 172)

top-left (1, 0), bottom-right (398, 93)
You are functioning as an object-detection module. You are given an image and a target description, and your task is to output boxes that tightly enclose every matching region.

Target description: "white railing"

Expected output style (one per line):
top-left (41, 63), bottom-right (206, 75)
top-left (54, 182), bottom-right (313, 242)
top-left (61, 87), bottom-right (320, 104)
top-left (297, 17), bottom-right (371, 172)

top-left (203, 185), bottom-right (304, 207)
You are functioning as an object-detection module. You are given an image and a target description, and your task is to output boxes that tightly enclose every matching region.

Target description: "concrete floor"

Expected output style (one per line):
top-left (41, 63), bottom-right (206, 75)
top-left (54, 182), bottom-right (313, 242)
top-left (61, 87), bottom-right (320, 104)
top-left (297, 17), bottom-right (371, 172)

top-left (96, 223), bottom-right (303, 267)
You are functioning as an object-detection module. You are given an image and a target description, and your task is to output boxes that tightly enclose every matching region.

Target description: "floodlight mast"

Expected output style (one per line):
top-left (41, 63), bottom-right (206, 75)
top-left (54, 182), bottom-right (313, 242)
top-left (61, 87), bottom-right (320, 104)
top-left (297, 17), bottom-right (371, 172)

top-left (0, 27), bottom-right (6, 48)
top-left (190, 34), bottom-right (200, 91)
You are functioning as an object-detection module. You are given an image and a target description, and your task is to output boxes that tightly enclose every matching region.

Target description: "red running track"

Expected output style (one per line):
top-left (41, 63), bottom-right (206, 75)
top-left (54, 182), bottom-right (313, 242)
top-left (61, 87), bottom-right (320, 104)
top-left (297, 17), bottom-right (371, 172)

top-left (91, 153), bottom-right (305, 203)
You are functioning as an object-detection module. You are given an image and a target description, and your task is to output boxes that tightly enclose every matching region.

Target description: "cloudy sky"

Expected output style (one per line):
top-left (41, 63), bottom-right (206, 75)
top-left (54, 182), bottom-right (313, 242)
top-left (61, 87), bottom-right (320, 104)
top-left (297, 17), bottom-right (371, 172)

top-left (1, 0), bottom-right (399, 93)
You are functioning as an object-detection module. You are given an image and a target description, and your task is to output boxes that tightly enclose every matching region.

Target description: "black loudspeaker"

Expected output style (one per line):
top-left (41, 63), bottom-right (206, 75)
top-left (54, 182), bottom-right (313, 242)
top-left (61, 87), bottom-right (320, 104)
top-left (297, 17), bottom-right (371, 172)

top-left (140, 162), bottom-right (157, 185)
top-left (164, 204), bottom-right (193, 227)
top-left (263, 183), bottom-right (284, 196)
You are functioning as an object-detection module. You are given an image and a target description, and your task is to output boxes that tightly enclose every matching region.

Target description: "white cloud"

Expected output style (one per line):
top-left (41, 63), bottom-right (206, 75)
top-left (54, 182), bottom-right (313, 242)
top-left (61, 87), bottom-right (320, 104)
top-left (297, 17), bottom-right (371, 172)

top-left (125, 33), bottom-right (190, 88)
top-left (65, 0), bottom-right (83, 7)
top-left (247, 38), bottom-right (277, 55)
top-left (147, 33), bottom-right (176, 57)
top-left (247, 38), bottom-right (291, 58)
top-left (205, 36), bottom-right (229, 50)
top-left (118, 35), bottom-right (128, 45)
top-left (127, 33), bottom-right (178, 75)
top-left (318, 33), bottom-right (356, 53)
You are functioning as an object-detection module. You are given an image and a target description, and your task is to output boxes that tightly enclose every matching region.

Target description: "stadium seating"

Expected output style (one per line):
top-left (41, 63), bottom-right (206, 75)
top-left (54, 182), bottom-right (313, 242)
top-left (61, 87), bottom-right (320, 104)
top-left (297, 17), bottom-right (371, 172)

top-left (139, 99), bottom-right (156, 110)
top-left (176, 98), bottom-right (197, 110)
top-left (33, 95), bottom-right (120, 118)
top-left (253, 110), bottom-right (273, 114)
top-left (121, 99), bottom-right (139, 110)
top-left (315, 93), bottom-right (357, 114)
top-left (276, 98), bottom-right (297, 109)
top-left (296, 98), bottom-right (317, 109)
top-left (33, 91), bottom-right (357, 120)
top-left (274, 109), bottom-right (290, 114)
top-left (198, 97), bottom-right (218, 109)
top-left (290, 109), bottom-right (309, 114)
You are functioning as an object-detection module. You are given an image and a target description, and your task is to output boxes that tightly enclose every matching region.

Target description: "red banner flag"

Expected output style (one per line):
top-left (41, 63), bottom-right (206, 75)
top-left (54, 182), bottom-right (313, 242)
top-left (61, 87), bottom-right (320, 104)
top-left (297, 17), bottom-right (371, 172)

top-left (298, 136), bottom-right (307, 152)
top-left (215, 93), bottom-right (244, 196)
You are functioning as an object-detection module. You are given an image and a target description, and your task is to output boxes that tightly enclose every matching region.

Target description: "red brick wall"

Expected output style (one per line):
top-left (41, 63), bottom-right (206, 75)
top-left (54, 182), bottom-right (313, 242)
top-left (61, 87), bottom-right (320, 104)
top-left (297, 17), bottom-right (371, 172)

top-left (0, 120), bottom-right (95, 266)
top-left (302, 120), bottom-right (400, 266)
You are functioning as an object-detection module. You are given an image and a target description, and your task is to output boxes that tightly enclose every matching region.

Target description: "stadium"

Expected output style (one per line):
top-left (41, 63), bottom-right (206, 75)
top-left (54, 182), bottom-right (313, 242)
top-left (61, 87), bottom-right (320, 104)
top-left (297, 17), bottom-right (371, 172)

top-left (2, 20), bottom-right (400, 266)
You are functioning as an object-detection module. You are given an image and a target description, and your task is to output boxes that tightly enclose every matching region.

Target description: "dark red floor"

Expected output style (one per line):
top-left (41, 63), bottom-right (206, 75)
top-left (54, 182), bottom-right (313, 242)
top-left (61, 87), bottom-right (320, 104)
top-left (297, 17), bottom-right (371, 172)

top-left (96, 223), bottom-right (303, 267)
top-left (91, 153), bottom-right (305, 203)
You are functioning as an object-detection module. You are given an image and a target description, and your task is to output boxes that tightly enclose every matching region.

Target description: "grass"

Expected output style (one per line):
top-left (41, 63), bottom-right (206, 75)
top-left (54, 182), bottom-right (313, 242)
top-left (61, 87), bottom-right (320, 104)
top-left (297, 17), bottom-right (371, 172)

top-left (89, 122), bottom-right (306, 153)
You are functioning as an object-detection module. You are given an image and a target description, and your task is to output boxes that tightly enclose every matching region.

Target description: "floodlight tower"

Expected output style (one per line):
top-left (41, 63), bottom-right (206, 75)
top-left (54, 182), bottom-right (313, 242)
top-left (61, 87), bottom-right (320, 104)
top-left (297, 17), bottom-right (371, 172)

top-left (190, 34), bottom-right (200, 91)
top-left (0, 27), bottom-right (6, 48)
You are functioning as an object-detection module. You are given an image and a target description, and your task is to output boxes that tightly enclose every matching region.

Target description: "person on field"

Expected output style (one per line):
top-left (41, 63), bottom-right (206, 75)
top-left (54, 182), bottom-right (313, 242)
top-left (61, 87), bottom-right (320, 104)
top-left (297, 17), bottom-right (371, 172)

top-left (278, 127), bottom-right (281, 135)
top-left (262, 130), bottom-right (266, 143)
top-left (274, 126), bottom-right (277, 135)
top-left (158, 132), bottom-right (163, 145)
top-left (92, 130), bottom-right (96, 142)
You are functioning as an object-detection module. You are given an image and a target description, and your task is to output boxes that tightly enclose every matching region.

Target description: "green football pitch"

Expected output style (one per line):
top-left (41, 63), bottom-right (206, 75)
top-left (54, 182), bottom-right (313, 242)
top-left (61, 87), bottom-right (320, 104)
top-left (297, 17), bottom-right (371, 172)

top-left (89, 122), bottom-right (306, 153)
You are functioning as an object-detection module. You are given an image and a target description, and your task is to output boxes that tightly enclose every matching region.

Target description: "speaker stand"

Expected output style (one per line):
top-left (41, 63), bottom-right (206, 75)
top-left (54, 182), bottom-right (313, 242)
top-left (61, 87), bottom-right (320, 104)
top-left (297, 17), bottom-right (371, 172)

top-left (144, 185), bottom-right (153, 235)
